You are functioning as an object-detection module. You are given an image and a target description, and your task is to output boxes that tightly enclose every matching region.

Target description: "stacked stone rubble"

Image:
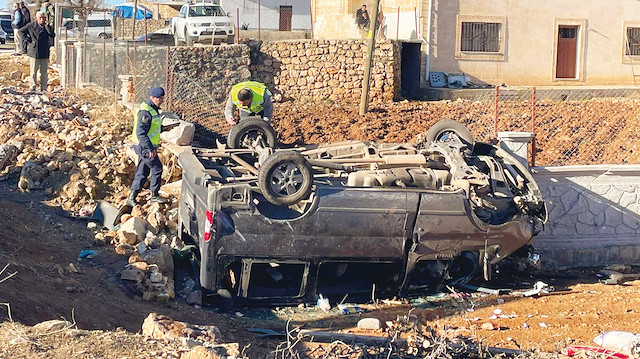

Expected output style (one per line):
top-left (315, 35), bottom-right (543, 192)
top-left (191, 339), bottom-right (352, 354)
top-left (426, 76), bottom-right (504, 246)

top-left (250, 39), bottom-right (401, 102)
top-left (113, 18), bottom-right (169, 39)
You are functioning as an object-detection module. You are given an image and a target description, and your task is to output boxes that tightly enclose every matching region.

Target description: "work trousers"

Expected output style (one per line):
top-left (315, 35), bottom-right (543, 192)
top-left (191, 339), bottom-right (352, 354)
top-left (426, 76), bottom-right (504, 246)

top-left (29, 57), bottom-right (48, 91)
top-left (13, 30), bottom-right (22, 53)
top-left (130, 144), bottom-right (163, 195)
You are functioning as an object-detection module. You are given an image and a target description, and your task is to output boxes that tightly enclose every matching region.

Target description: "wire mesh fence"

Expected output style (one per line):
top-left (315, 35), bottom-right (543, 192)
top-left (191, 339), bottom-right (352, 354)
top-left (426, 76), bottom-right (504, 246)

top-left (459, 87), bottom-right (640, 166)
top-left (165, 72), bottom-right (231, 147)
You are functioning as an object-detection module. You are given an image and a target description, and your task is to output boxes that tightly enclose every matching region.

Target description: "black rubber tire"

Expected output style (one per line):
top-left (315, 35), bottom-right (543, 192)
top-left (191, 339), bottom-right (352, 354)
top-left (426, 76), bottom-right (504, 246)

top-left (226, 35), bottom-right (235, 44)
top-left (227, 117), bottom-right (277, 149)
top-left (97, 33), bottom-right (108, 39)
top-left (258, 151), bottom-right (313, 206)
top-left (426, 119), bottom-right (475, 149)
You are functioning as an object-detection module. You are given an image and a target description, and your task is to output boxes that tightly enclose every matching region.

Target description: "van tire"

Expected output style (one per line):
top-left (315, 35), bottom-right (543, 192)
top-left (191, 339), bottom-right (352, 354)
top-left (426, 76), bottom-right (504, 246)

top-left (258, 151), bottom-right (313, 206)
top-left (97, 33), bottom-right (108, 39)
top-left (425, 119), bottom-right (475, 150)
top-left (226, 35), bottom-right (235, 44)
top-left (227, 117), bottom-right (277, 150)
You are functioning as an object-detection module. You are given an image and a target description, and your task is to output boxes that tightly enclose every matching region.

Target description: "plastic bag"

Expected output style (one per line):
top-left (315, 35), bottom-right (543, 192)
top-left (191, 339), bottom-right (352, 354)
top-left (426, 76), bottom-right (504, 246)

top-left (594, 331), bottom-right (640, 355)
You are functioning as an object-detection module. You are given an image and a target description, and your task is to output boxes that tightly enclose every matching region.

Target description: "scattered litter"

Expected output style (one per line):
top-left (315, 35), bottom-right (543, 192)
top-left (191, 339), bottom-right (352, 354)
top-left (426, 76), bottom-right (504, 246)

top-left (466, 308), bottom-right (475, 312)
top-left (564, 345), bottom-right (630, 359)
top-left (337, 304), bottom-right (363, 315)
top-left (538, 323), bottom-right (548, 328)
top-left (512, 281), bottom-right (550, 297)
top-left (493, 308), bottom-right (503, 315)
top-left (78, 250), bottom-right (97, 259)
top-left (317, 294), bottom-right (331, 311)
top-left (522, 323), bottom-right (529, 329)
top-left (234, 312), bottom-right (244, 317)
top-left (594, 331), bottom-right (640, 355)
top-left (497, 298), bottom-right (504, 304)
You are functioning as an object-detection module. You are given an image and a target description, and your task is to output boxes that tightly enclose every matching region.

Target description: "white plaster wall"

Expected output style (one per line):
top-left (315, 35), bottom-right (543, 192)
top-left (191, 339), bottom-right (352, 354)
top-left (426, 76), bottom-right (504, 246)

top-left (429, 0), bottom-right (640, 86)
top-left (222, 0), bottom-right (311, 30)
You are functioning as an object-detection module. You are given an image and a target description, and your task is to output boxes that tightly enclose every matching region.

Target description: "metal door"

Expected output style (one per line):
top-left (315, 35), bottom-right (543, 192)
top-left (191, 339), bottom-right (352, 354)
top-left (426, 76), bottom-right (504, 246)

top-left (556, 26), bottom-right (578, 78)
top-left (279, 5), bottom-right (292, 31)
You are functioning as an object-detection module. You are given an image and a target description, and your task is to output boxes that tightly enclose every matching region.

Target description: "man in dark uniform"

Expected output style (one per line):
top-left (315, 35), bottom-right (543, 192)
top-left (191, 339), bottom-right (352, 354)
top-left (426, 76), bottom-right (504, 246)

top-left (126, 87), bottom-right (177, 206)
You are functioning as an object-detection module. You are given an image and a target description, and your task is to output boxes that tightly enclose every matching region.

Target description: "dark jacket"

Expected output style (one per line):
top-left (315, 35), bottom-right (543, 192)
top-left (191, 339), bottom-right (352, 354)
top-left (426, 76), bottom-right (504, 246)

top-left (20, 6), bottom-right (31, 24)
top-left (19, 22), bottom-right (55, 59)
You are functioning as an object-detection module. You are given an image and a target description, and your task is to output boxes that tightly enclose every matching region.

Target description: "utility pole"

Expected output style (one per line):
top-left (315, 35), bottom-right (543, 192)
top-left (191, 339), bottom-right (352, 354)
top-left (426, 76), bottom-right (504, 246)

top-left (131, 0), bottom-right (138, 40)
top-left (359, 0), bottom-right (381, 115)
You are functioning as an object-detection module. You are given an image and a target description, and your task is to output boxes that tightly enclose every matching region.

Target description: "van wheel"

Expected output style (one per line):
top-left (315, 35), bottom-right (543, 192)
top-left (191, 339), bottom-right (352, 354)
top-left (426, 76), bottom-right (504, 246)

top-left (226, 35), bottom-right (235, 44)
top-left (97, 33), bottom-right (108, 39)
top-left (258, 151), bottom-right (313, 206)
top-left (426, 119), bottom-right (475, 150)
top-left (227, 117), bottom-right (277, 150)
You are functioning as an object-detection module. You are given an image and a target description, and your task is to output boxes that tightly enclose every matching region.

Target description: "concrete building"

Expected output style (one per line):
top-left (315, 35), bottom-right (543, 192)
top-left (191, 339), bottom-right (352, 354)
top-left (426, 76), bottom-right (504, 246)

top-left (222, 0), bottom-right (311, 30)
top-left (312, 0), bottom-right (640, 87)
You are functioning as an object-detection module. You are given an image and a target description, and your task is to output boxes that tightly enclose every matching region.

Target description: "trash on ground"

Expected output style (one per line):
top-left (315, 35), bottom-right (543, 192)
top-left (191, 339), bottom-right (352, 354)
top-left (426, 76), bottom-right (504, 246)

top-left (593, 331), bottom-right (640, 355)
top-left (337, 303), bottom-right (363, 315)
top-left (78, 250), bottom-right (98, 259)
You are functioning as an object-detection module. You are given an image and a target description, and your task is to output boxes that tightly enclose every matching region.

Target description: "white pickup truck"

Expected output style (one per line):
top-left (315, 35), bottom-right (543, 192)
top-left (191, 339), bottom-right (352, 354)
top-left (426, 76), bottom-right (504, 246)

top-left (171, 2), bottom-right (235, 46)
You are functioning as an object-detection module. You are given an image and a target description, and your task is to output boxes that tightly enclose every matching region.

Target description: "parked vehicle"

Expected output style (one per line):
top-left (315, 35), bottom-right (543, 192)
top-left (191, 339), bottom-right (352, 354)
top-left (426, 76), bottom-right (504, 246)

top-left (177, 120), bottom-right (548, 307)
top-left (0, 28), bottom-right (5, 44)
top-left (170, 3), bottom-right (234, 46)
top-left (61, 13), bottom-right (113, 39)
top-left (0, 19), bottom-right (13, 40)
top-left (0, 9), bottom-right (11, 20)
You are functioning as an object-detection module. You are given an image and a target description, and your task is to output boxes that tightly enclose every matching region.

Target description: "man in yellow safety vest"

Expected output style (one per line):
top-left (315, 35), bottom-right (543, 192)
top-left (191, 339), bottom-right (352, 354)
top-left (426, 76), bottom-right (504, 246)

top-left (126, 87), bottom-right (177, 206)
top-left (224, 81), bottom-right (273, 125)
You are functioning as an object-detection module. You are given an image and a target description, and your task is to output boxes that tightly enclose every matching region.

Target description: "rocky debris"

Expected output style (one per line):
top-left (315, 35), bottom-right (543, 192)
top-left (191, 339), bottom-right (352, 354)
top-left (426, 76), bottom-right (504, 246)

top-left (186, 290), bottom-right (203, 306)
top-left (33, 320), bottom-right (74, 334)
top-left (357, 318), bottom-right (382, 330)
top-left (161, 114), bottom-right (196, 146)
top-left (142, 313), bottom-right (221, 344)
top-left (117, 216), bottom-right (148, 245)
top-left (141, 313), bottom-right (242, 359)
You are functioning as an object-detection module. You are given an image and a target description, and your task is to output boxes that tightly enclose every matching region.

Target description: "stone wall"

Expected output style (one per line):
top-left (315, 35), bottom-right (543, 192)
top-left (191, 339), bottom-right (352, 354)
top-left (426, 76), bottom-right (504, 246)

top-left (250, 39), bottom-right (401, 102)
top-left (113, 18), bottom-right (169, 39)
top-left (167, 45), bottom-right (251, 104)
top-left (533, 166), bottom-right (640, 268)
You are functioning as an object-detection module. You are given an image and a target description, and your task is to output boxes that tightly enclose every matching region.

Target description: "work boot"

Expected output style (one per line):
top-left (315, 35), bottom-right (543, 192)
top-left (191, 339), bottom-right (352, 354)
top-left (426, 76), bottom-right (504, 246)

top-left (125, 191), bottom-right (138, 207)
top-left (150, 195), bottom-right (168, 204)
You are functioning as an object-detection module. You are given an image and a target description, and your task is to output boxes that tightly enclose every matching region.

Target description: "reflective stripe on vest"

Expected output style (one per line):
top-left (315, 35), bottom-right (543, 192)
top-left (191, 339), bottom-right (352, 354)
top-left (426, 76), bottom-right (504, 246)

top-left (230, 81), bottom-right (269, 114)
top-left (131, 102), bottom-right (162, 146)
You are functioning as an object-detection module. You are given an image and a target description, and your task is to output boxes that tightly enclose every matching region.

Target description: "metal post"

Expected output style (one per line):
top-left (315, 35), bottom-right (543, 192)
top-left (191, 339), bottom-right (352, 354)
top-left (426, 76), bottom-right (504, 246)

top-left (165, 46), bottom-right (171, 109)
top-left (258, 0), bottom-right (261, 41)
top-left (132, 0), bottom-right (138, 40)
top-left (359, 0), bottom-right (381, 116)
top-left (309, 2), bottom-right (314, 39)
top-left (236, 8), bottom-right (240, 43)
top-left (494, 86), bottom-right (499, 140)
top-left (414, 6), bottom-right (418, 38)
top-left (103, 11), bottom-right (106, 87)
top-left (531, 87), bottom-right (537, 167)
top-left (396, 6), bottom-right (399, 40)
top-left (144, 8), bottom-right (148, 44)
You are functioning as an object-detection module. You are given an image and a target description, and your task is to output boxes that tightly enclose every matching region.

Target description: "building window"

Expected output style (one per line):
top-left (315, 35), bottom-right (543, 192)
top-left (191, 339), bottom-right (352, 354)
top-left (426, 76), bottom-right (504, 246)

top-left (626, 27), bottom-right (640, 56)
top-left (460, 22), bottom-right (501, 53)
top-left (455, 15), bottom-right (506, 61)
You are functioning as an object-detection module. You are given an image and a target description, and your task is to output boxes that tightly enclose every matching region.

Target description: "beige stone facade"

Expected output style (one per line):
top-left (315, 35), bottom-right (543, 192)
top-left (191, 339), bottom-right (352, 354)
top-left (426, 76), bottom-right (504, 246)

top-left (313, 0), bottom-right (640, 86)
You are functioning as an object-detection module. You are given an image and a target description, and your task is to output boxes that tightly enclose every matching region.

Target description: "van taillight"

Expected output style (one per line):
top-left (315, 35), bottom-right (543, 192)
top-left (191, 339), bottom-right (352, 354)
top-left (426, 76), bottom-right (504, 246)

top-left (204, 210), bottom-right (214, 242)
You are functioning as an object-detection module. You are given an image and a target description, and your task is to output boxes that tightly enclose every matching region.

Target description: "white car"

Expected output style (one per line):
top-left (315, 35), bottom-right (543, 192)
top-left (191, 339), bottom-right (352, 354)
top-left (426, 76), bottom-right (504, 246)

top-left (171, 3), bottom-right (234, 46)
top-left (61, 13), bottom-right (113, 39)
